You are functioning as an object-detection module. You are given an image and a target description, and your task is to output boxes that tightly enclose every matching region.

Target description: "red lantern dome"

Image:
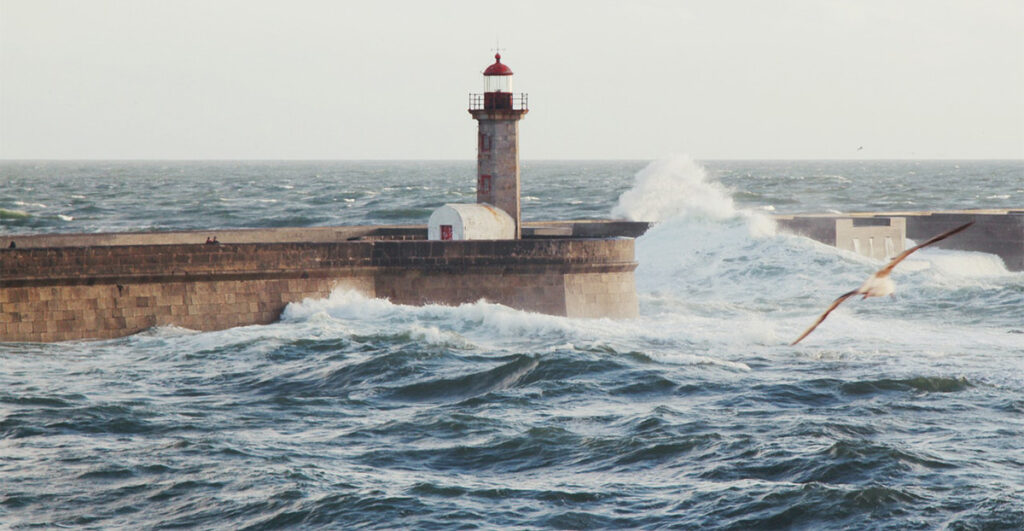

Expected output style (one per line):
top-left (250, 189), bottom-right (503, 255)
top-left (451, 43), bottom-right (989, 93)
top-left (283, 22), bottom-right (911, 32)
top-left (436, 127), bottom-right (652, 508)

top-left (483, 53), bottom-right (513, 76)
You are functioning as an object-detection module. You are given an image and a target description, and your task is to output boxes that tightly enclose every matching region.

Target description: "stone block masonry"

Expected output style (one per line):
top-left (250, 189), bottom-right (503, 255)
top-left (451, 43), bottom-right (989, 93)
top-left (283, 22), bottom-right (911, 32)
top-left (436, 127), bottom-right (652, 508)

top-left (1, 236), bottom-right (639, 342)
top-left (0, 277), bottom-right (366, 342)
top-left (475, 117), bottom-right (523, 230)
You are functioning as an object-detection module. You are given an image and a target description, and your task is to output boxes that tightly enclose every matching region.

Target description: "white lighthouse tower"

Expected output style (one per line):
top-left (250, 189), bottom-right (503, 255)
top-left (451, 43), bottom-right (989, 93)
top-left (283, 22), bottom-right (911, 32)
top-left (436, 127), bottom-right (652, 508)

top-left (468, 53), bottom-right (528, 238)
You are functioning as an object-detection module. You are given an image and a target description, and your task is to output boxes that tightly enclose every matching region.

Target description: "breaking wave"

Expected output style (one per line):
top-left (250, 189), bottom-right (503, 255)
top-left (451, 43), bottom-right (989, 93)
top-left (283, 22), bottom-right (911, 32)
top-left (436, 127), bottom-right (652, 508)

top-left (612, 155), bottom-right (737, 222)
top-left (612, 155), bottom-right (776, 238)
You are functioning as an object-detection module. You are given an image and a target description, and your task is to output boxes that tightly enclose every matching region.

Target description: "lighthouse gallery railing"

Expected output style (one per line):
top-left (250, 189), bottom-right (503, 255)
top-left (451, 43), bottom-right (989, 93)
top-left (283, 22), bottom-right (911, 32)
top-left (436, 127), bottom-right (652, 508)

top-left (468, 93), bottom-right (528, 111)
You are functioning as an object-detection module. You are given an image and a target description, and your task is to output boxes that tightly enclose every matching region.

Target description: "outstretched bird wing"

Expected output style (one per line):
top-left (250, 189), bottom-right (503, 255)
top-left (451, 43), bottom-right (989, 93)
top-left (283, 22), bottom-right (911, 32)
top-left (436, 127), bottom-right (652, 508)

top-left (791, 290), bottom-right (859, 346)
top-left (877, 221), bottom-right (974, 277)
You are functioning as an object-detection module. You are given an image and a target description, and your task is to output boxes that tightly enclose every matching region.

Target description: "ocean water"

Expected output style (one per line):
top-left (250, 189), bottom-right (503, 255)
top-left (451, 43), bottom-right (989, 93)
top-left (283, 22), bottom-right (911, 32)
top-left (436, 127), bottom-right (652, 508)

top-left (1, 158), bottom-right (1023, 529)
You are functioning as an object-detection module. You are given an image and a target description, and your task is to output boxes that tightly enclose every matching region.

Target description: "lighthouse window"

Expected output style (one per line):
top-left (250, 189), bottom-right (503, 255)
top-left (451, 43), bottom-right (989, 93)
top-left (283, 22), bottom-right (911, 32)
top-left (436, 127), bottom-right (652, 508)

top-left (479, 132), bottom-right (492, 152)
top-left (479, 175), bottom-right (492, 195)
top-left (485, 75), bottom-right (512, 93)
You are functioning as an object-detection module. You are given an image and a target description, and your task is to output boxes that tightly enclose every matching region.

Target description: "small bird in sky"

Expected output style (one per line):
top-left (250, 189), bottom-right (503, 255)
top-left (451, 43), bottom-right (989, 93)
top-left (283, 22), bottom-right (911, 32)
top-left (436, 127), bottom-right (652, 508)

top-left (791, 221), bottom-right (974, 346)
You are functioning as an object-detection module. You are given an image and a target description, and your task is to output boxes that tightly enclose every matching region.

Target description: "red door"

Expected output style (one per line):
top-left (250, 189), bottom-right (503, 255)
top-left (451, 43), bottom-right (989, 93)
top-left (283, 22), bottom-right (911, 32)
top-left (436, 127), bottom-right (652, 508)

top-left (440, 225), bottom-right (453, 240)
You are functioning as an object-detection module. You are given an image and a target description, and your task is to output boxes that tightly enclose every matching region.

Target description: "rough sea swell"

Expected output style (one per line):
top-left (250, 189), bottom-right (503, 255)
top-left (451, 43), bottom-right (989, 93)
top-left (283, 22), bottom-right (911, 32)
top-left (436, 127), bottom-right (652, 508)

top-left (2, 158), bottom-right (1023, 529)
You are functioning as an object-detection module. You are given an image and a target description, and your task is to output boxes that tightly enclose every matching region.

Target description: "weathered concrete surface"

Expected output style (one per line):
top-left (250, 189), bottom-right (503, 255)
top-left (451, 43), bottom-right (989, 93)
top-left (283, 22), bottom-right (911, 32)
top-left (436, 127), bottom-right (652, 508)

top-left (776, 209), bottom-right (1024, 270)
top-left (834, 218), bottom-right (905, 260)
top-left (0, 225), bottom-right (426, 248)
top-left (1, 237), bottom-right (639, 342)
top-left (526, 220), bottom-right (651, 239)
top-left (2, 220), bottom-right (651, 248)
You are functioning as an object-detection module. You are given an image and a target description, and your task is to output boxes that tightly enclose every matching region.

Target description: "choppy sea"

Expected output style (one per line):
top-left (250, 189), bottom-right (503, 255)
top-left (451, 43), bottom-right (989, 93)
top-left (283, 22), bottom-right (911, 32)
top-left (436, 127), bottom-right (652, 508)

top-left (1, 158), bottom-right (1023, 529)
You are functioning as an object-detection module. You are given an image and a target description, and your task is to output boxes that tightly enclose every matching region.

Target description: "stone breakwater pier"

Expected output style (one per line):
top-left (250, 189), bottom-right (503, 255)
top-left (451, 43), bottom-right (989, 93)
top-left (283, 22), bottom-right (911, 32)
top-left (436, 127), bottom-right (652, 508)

top-left (3, 209), bottom-right (1022, 343)
top-left (0, 221), bottom-right (648, 343)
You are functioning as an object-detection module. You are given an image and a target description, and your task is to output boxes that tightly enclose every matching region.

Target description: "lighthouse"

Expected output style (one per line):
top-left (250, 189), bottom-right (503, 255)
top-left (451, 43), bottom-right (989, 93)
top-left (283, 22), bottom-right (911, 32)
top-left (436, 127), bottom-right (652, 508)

top-left (469, 53), bottom-right (528, 238)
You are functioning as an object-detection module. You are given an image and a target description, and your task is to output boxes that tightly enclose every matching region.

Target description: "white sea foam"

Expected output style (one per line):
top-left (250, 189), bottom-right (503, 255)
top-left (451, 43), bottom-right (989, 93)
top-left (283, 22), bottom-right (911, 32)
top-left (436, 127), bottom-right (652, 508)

top-left (921, 249), bottom-right (1011, 278)
top-left (632, 213), bottom-right (795, 305)
top-left (131, 325), bottom-right (200, 339)
top-left (280, 288), bottom-right (750, 364)
top-left (407, 324), bottom-right (445, 344)
top-left (646, 350), bottom-right (751, 371)
top-left (737, 315), bottom-right (780, 346)
top-left (280, 289), bottom-right (396, 322)
top-left (289, 289), bottom-right (596, 345)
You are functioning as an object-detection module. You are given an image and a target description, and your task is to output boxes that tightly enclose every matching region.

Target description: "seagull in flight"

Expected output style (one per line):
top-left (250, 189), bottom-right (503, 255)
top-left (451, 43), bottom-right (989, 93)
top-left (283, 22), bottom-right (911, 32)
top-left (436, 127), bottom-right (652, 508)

top-left (791, 221), bottom-right (974, 346)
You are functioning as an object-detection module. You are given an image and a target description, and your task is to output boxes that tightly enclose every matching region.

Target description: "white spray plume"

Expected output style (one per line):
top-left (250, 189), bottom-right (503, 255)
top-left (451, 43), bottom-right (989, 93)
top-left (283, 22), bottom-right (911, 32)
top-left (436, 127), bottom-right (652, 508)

top-left (612, 155), bottom-right (736, 222)
top-left (612, 155), bottom-right (775, 238)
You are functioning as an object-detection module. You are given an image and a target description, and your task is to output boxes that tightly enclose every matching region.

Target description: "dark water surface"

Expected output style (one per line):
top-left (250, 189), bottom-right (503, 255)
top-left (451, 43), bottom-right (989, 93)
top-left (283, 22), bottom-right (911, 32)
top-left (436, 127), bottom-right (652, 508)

top-left (2, 159), bottom-right (1023, 529)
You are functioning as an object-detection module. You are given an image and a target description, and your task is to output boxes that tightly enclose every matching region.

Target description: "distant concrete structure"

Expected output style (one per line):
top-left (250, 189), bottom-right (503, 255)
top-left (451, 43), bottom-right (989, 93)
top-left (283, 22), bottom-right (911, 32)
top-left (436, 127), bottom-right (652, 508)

top-left (835, 217), bottom-right (906, 260)
top-left (776, 215), bottom-right (908, 260)
top-left (469, 53), bottom-right (528, 238)
top-left (428, 203), bottom-right (515, 240)
top-left (777, 209), bottom-right (1024, 270)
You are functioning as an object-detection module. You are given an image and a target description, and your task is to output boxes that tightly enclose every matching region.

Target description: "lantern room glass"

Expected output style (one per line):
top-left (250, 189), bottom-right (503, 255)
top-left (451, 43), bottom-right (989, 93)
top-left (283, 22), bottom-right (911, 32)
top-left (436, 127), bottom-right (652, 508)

top-left (484, 74), bottom-right (512, 93)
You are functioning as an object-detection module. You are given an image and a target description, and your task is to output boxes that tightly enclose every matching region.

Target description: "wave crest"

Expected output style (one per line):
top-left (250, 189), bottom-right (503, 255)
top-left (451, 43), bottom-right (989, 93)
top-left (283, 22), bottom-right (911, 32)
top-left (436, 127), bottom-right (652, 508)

top-left (612, 155), bottom-right (736, 222)
top-left (612, 155), bottom-right (776, 239)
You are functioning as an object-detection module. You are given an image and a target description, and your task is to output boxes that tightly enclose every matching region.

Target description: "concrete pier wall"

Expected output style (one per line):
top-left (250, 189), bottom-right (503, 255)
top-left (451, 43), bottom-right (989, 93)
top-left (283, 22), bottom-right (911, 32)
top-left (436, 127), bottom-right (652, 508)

top-left (1, 236), bottom-right (639, 342)
top-left (1, 225), bottom-right (426, 248)
top-left (776, 209), bottom-right (1024, 270)
top-left (2, 220), bottom-right (651, 249)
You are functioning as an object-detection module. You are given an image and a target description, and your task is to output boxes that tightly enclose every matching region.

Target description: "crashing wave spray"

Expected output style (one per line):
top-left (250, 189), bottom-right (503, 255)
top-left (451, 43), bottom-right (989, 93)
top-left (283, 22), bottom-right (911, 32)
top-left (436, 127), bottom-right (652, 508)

top-left (612, 155), bottom-right (775, 237)
top-left (610, 156), bottom-right (791, 345)
top-left (612, 155), bottom-right (736, 222)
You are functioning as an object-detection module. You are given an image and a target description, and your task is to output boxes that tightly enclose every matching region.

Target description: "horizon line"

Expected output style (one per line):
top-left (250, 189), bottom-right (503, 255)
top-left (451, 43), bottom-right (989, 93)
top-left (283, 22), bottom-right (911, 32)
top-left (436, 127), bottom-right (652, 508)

top-left (2, 157), bottom-right (1022, 163)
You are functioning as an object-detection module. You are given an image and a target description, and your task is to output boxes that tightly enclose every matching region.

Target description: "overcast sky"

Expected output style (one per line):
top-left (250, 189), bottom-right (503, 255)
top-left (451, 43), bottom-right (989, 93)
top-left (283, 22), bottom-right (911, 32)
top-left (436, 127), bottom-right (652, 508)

top-left (1, 0), bottom-right (1021, 160)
